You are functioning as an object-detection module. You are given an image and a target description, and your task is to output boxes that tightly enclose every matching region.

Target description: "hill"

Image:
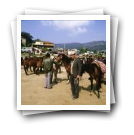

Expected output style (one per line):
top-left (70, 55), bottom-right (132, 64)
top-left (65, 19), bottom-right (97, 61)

top-left (55, 41), bottom-right (106, 51)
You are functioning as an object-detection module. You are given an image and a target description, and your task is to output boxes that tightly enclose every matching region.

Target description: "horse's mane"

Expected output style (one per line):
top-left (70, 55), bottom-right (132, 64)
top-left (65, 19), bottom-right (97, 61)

top-left (58, 54), bottom-right (71, 64)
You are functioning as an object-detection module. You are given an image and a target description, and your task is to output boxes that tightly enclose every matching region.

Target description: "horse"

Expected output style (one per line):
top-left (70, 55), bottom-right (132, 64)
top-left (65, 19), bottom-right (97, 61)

top-left (57, 53), bottom-right (72, 83)
top-left (81, 57), bottom-right (106, 98)
top-left (23, 56), bottom-right (44, 75)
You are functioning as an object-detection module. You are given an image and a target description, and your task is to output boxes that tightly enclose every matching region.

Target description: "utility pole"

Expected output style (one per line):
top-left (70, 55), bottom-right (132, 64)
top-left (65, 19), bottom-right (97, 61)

top-left (64, 43), bottom-right (65, 52)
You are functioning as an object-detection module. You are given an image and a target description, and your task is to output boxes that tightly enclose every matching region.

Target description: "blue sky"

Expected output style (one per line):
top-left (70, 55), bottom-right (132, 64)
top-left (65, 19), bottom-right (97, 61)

top-left (21, 20), bottom-right (106, 44)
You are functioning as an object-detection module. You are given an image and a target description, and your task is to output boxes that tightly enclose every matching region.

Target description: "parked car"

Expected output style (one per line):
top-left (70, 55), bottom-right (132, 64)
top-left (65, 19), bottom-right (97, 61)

top-left (21, 47), bottom-right (32, 53)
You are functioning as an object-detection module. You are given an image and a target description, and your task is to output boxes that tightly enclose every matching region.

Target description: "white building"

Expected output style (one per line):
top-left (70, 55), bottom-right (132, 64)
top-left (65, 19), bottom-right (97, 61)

top-left (33, 41), bottom-right (55, 48)
top-left (34, 41), bottom-right (44, 45)
top-left (68, 49), bottom-right (80, 56)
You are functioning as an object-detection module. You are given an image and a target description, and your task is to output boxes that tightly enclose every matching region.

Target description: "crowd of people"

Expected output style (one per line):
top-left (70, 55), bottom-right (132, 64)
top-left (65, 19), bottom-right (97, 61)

top-left (22, 51), bottom-right (106, 100)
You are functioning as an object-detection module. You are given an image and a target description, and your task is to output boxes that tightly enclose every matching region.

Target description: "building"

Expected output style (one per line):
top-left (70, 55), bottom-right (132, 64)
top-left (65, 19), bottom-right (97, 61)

top-left (71, 49), bottom-right (80, 54)
top-left (68, 49), bottom-right (80, 56)
top-left (33, 41), bottom-right (55, 48)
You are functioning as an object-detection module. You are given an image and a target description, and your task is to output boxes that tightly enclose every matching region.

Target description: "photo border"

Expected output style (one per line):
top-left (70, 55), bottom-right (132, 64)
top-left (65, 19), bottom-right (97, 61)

top-left (17, 15), bottom-right (110, 110)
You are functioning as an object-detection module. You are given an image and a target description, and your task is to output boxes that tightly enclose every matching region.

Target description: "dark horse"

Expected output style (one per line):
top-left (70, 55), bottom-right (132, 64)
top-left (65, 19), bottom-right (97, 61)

top-left (81, 57), bottom-right (105, 98)
top-left (57, 53), bottom-right (72, 83)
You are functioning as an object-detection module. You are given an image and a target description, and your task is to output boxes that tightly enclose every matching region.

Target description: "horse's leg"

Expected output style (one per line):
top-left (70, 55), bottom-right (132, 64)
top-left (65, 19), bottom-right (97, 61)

top-left (40, 66), bottom-right (42, 72)
top-left (56, 69), bottom-right (58, 82)
top-left (30, 65), bottom-right (32, 72)
top-left (53, 69), bottom-right (58, 83)
top-left (24, 64), bottom-right (28, 75)
top-left (96, 78), bottom-right (101, 98)
top-left (59, 66), bottom-right (61, 73)
top-left (66, 72), bottom-right (70, 84)
top-left (90, 77), bottom-right (93, 91)
top-left (26, 66), bottom-right (28, 72)
top-left (50, 70), bottom-right (53, 84)
top-left (33, 66), bottom-right (36, 74)
top-left (68, 71), bottom-right (70, 79)
top-left (26, 65), bottom-right (29, 73)
top-left (36, 66), bottom-right (39, 75)
top-left (53, 70), bottom-right (56, 83)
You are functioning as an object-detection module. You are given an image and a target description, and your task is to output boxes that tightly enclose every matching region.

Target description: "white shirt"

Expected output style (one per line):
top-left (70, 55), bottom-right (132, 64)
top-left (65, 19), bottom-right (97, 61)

top-left (71, 60), bottom-right (74, 74)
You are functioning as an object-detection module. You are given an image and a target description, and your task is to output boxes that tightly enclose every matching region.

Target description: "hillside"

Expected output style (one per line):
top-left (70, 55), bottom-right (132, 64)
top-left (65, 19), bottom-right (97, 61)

top-left (55, 41), bottom-right (106, 51)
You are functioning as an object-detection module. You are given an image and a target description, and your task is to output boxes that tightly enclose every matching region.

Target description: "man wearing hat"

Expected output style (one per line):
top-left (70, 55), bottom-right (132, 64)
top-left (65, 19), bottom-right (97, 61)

top-left (70, 51), bottom-right (82, 99)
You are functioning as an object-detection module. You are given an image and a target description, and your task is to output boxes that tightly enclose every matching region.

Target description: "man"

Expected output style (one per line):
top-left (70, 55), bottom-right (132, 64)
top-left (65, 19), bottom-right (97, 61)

top-left (70, 52), bottom-right (82, 99)
top-left (51, 56), bottom-right (61, 84)
top-left (43, 53), bottom-right (53, 89)
top-left (43, 53), bottom-right (60, 88)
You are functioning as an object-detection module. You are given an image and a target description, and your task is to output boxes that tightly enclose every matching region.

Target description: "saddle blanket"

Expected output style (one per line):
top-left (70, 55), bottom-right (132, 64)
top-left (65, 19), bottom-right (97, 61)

top-left (92, 60), bottom-right (106, 73)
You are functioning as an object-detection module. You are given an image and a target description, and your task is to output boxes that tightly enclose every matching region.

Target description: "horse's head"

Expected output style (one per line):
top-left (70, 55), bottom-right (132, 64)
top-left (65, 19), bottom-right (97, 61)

top-left (87, 57), bottom-right (94, 65)
top-left (79, 57), bottom-right (94, 75)
top-left (57, 54), bottom-right (72, 64)
top-left (57, 54), bottom-right (63, 62)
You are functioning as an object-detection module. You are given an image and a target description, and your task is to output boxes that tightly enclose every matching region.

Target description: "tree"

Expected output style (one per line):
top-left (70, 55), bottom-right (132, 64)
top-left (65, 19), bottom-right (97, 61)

top-left (93, 49), bottom-right (97, 54)
top-left (21, 43), bottom-right (24, 48)
top-left (42, 48), bottom-right (50, 53)
top-left (33, 38), bottom-right (42, 43)
top-left (36, 38), bottom-right (41, 41)
top-left (80, 47), bottom-right (88, 53)
top-left (21, 32), bottom-right (33, 47)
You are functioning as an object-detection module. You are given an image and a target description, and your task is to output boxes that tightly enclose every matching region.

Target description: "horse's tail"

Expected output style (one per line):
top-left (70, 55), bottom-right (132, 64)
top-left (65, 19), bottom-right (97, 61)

top-left (23, 62), bottom-right (28, 75)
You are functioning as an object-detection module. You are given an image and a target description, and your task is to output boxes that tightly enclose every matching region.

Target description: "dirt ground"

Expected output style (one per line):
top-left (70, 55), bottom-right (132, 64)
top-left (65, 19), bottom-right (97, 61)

top-left (21, 66), bottom-right (106, 105)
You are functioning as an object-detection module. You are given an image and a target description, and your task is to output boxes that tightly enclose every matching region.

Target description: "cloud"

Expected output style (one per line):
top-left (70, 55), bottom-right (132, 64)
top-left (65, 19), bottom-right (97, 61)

top-left (73, 27), bottom-right (87, 34)
top-left (41, 20), bottom-right (53, 26)
top-left (41, 20), bottom-right (92, 35)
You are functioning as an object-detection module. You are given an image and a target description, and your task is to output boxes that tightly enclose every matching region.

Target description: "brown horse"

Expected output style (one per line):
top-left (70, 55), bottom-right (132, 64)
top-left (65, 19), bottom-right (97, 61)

top-left (23, 56), bottom-right (44, 75)
top-left (81, 57), bottom-right (105, 98)
top-left (57, 53), bottom-right (72, 83)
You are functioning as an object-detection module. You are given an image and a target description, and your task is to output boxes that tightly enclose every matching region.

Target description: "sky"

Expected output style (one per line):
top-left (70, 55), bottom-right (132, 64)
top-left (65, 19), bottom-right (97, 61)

top-left (21, 20), bottom-right (106, 44)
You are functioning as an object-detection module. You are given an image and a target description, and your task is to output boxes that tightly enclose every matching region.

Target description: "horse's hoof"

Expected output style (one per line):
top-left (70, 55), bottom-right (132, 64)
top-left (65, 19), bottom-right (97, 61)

top-left (99, 88), bottom-right (102, 92)
top-left (67, 80), bottom-right (70, 84)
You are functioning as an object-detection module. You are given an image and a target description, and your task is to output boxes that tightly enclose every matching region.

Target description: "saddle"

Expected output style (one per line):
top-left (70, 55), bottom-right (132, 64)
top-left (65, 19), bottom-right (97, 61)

top-left (92, 60), bottom-right (106, 73)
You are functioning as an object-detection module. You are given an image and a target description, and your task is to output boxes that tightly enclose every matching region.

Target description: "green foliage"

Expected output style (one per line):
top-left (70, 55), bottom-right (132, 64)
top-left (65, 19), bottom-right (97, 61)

top-left (36, 38), bottom-right (41, 41)
top-left (33, 38), bottom-right (42, 43)
top-left (21, 32), bottom-right (33, 46)
top-left (21, 43), bottom-right (25, 48)
top-left (42, 48), bottom-right (49, 53)
top-left (93, 50), bottom-right (97, 53)
top-left (27, 43), bottom-right (33, 47)
top-left (80, 47), bottom-right (88, 53)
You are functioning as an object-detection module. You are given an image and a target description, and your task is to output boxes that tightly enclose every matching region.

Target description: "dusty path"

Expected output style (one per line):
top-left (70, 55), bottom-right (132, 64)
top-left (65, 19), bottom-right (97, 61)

top-left (21, 66), bottom-right (106, 105)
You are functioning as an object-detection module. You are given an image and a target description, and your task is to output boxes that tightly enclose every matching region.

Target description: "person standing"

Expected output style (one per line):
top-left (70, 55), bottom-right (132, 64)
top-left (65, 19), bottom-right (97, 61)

top-left (43, 53), bottom-right (60, 88)
top-left (70, 52), bottom-right (82, 99)
top-left (32, 47), bottom-right (35, 55)
top-left (43, 53), bottom-right (53, 89)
